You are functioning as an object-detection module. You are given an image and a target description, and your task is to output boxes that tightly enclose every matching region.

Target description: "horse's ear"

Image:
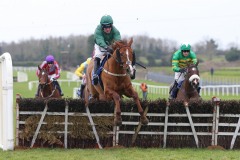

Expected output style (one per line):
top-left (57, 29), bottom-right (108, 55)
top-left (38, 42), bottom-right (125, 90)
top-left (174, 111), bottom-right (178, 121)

top-left (38, 65), bottom-right (41, 71)
top-left (112, 41), bottom-right (117, 50)
top-left (128, 38), bottom-right (133, 46)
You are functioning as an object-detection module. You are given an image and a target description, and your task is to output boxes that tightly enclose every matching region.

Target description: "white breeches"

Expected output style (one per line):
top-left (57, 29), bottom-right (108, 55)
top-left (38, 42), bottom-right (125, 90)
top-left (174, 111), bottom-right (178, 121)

top-left (93, 44), bottom-right (108, 59)
top-left (174, 72), bottom-right (185, 83)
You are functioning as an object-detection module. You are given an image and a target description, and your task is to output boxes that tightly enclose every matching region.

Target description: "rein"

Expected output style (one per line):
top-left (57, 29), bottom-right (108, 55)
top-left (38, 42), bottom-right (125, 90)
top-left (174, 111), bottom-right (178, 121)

top-left (103, 45), bottom-right (132, 77)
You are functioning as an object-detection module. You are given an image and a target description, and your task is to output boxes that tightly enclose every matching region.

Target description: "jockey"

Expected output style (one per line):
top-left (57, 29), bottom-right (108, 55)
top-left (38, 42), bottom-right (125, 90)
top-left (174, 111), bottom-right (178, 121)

top-left (92, 14), bottom-right (121, 85)
top-left (169, 43), bottom-right (198, 99)
top-left (35, 55), bottom-right (64, 97)
top-left (74, 57), bottom-right (92, 98)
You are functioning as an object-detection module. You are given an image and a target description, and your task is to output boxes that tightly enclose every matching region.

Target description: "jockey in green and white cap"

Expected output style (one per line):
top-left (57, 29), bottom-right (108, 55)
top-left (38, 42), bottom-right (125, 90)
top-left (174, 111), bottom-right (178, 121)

top-left (92, 15), bottom-right (121, 85)
top-left (169, 43), bottom-right (198, 99)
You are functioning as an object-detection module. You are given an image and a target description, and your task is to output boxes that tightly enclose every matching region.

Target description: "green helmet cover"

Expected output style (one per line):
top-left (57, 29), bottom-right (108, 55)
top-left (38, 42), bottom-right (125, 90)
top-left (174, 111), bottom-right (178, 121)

top-left (100, 15), bottom-right (113, 25)
top-left (180, 43), bottom-right (191, 51)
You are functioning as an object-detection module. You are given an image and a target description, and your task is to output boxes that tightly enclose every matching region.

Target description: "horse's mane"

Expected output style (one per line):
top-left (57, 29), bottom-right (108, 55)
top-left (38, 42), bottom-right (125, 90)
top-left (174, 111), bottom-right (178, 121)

top-left (112, 39), bottom-right (129, 50)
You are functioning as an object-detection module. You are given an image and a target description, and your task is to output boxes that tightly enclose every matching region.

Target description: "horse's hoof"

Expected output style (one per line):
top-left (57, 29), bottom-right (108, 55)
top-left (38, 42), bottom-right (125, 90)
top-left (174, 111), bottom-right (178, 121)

top-left (141, 117), bottom-right (149, 125)
top-left (114, 117), bottom-right (122, 126)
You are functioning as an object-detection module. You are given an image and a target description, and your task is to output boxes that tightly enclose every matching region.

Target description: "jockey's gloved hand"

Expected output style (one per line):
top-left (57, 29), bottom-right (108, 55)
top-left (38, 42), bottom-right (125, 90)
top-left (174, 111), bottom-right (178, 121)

top-left (179, 68), bottom-right (186, 73)
top-left (50, 77), bottom-right (56, 81)
top-left (105, 46), bottom-right (113, 54)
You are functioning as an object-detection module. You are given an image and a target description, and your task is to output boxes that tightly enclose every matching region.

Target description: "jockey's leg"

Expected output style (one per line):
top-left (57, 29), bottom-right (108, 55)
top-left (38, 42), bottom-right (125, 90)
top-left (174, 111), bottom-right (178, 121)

top-left (92, 57), bottom-right (100, 85)
top-left (169, 80), bottom-right (178, 99)
top-left (53, 81), bottom-right (64, 96)
top-left (197, 86), bottom-right (201, 95)
top-left (35, 85), bottom-right (40, 97)
top-left (79, 84), bottom-right (86, 98)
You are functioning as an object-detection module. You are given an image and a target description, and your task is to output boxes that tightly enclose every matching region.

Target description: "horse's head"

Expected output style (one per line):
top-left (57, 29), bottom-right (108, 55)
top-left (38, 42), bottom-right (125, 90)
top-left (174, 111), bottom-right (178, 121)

top-left (185, 62), bottom-right (200, 90)
top-left (38, 65), bottom-right (50, 89)
top-left (112, 38), bottom-right (135, 75)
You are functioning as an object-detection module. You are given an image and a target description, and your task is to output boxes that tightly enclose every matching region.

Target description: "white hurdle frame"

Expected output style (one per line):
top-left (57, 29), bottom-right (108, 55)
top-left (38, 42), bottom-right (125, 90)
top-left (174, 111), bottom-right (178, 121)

top-left (0, 52), bottom-right (14, 151)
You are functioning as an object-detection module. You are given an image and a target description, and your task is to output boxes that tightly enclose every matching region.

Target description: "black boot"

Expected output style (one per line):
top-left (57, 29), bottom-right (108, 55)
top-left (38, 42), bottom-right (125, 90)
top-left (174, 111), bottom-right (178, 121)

top-left (92, 57), bottom-right (100, 85)
top-left (197, 86), bottom-right (201, 94)
top-left (79, 84), bottom-right (85, 98)
top-left (54, 81), bottom-right (64, 96)
top-left (171, 86), bottom-right (179, 99)
top-left (35, 85), bottom-right (40, 97)
top-left (169, 81), bottom-right (178, 99)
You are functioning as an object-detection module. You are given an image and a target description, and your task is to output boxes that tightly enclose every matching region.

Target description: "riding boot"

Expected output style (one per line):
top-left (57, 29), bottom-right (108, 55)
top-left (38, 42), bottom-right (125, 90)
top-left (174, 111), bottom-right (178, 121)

top-left (92, 57), bottom-right (100, 85)
top-left (197, 86), bottom-right (201, 95)
top-left (171, 86), bottom-right (179, 99)
top-left (169, 81), bottom-right (178, 99)
top-left (35, 85), bottom-right (40, 97)
top-left (79, 84), bottom-right (85, 98)
top-left (53, 81), bottom-right (64, 96)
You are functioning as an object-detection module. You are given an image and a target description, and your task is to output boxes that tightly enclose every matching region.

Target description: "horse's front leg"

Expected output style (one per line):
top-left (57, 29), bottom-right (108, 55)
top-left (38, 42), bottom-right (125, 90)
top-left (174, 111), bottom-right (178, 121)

top-left (125, 88), bottom-right (149, 125)
top-left (105, 89), bottom-right (122, 126)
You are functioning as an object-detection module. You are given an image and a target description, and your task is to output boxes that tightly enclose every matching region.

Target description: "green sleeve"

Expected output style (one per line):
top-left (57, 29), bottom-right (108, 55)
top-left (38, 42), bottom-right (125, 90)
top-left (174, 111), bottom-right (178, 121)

top-left (94, 25), bottom-right (108, 48)
top-left (112, 26), bottom-right (121, 41)
top-left (190, 51), bottom-right (197, 64)
top-left (172, 50), bottom-right (181, 72)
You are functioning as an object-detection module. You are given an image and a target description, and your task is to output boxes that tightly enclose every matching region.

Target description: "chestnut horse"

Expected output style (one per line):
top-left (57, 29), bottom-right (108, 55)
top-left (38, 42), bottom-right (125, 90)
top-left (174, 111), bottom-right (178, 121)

top-left (85, 38), bottom-right (149, 126)
top-left (37, 66), bottom-right (62, 98)
top-left (176, 62), bottom-right (201, 103)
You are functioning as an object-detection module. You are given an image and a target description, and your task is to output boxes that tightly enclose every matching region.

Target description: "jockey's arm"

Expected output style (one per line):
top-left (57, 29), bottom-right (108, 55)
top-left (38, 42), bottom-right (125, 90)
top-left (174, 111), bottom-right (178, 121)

top-left (172, 51), bottom-right (181, 72)
top-left (94, 28), bottom-right (108, 48)
top-left (74, 64), bottom-right (84, 78)
top-left (36, 61), bottom-right (48, 76)
top-left (190, 51), bottom-right (197, 64)
top-left (52, 62), bottom-right (60, 79)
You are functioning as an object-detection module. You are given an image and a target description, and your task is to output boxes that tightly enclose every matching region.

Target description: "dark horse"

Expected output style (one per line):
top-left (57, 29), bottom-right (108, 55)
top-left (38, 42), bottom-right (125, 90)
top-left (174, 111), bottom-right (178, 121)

top-left (37, 66), bottom-right (62, 98)
top-left (85, 38), bottom-right (149, 126)
top-left (176, 62), bottom-right (201, 103)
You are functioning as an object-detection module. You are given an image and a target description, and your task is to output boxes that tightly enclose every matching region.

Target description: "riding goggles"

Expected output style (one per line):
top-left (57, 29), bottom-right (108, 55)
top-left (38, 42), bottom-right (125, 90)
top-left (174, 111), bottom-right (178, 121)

top-left (182, 50), bottom-right (190, 52)
top-left (102, 24), bottom-right (112, 29)
top-left (47, 61), bottom-right (54, 64)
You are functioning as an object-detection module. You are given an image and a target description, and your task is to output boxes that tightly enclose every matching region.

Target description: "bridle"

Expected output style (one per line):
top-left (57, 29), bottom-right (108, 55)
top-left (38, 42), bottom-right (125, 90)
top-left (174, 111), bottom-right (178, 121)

top-left (39, 70), bottom-right (52, 88)
top-left (185, 66), bottom-right (200, 89)
top-left (103, 45), bottom-right (133, 77)
top-left (38, 69), bottom-right (56, 98)
top-left (112, 45), bottom-right (132, 69)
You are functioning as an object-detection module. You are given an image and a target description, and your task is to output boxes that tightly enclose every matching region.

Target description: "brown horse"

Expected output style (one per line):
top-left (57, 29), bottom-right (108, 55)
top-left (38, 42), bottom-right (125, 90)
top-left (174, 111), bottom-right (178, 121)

top-left (37, 66), bottom-right (62, 98)
top-left (85, 38), bottom-right (149, 126)
top-left (176, 62), bottom-right (201, 103)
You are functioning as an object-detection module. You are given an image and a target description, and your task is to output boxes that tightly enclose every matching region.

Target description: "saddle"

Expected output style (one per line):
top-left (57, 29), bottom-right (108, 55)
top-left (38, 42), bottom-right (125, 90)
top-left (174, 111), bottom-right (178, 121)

top-left (91, 54), bottom-right (111, 89)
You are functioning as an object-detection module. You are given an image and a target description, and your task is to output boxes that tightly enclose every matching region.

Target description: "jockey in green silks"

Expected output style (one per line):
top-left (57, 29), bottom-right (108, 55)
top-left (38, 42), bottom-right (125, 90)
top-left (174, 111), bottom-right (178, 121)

top-left (169, 43), bottom-right (198, 99)
top-left (92, 15), bottom-right (136, 85)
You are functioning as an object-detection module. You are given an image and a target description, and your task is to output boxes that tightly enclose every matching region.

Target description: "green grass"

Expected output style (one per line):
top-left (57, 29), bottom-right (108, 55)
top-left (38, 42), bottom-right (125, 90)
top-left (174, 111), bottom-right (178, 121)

top-left (1, 148), bottom-right (240, 160)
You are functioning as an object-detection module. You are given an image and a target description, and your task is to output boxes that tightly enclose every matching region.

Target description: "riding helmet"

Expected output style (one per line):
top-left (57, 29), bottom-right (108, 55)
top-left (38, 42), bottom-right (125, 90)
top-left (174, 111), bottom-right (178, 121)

top-left (100, 15), bottom-right (113, 28)
top-left (46, 55), bottom-right (55, 62)
top-left (180, 43), bottom-right (191, 51)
